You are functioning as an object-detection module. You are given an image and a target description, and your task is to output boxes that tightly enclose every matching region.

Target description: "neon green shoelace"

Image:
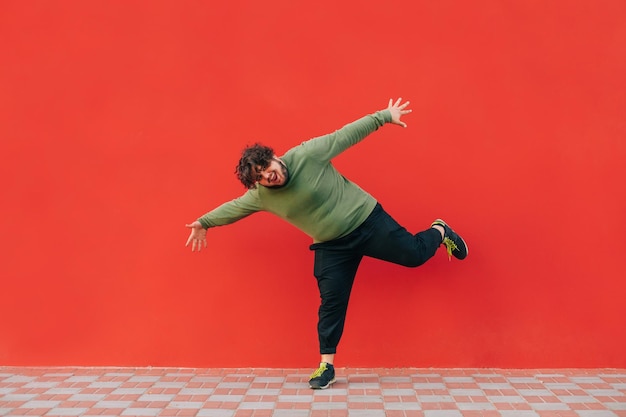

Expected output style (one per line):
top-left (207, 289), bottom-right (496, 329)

top-left (310, 364), bottom-right (327, 379)
top-left (442, 237), bottom-right (458, 261)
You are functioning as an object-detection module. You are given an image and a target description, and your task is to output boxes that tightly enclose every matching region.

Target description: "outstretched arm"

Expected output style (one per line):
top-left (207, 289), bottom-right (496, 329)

top-left (185, 190), bottom-right (263, 252)
top-left (298, 97), bottom-right (413, 161)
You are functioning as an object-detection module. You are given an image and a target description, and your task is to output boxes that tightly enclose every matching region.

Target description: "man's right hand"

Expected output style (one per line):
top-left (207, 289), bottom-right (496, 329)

top-left (185, 221), bottom-right (207, 252)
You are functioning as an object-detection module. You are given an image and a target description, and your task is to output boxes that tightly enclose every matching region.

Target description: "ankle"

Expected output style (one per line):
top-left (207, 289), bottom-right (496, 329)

top-left (321, 354), bottom-right (335, 365)
top-left (432, 225), bottom-right (445, 241)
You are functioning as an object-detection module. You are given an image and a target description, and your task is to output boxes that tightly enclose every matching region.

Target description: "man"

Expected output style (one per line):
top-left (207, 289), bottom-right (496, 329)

top-left (185, 98), bottom-right (468, 389)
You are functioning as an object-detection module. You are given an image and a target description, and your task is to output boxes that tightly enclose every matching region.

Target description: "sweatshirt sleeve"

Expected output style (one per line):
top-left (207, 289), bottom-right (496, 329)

top-left (197, 189), bottom-right (262, 229)
top-left (297, 110), bottom-right (392, 162)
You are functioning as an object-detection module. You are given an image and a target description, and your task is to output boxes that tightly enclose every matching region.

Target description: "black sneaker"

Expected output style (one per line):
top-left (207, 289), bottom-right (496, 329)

top-left (431, 219), bottom-right (468, 260)
top-left (309, 362), bottom-right (336, 389)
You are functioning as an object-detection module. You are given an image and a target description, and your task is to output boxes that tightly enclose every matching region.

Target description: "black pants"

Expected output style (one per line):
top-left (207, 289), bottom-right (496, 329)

top-left (309, 203), bottom-right (442, 354)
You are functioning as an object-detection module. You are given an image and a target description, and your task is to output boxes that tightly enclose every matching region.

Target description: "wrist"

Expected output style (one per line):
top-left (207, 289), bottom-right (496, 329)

top-left (381, 109), bottom-right (393, 124)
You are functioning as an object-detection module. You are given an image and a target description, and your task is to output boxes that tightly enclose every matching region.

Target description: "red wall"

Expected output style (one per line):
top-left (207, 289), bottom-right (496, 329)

top-left (1, 0), bottom-right (625, 368)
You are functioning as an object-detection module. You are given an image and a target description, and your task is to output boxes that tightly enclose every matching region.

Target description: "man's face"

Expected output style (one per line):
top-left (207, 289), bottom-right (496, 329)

top-left (255, 158), bottom-right (288, 188)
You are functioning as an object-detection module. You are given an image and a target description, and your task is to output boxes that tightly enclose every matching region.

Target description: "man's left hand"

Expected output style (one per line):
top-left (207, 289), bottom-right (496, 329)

top-left (387, 97), bottom-right (412, 128)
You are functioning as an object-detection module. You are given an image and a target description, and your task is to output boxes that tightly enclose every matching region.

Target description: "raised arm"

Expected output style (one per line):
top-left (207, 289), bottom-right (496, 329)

top-left (296, 97), bottom-right (412, 161)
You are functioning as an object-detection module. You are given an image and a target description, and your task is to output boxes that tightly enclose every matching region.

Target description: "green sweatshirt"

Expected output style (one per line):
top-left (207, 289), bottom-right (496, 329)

top-left (198, 110), bottom-right (393, 243)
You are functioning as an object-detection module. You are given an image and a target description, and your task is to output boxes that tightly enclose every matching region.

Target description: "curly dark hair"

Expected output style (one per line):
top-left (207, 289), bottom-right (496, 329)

top-left (235, 143), bottom-right (275, 189)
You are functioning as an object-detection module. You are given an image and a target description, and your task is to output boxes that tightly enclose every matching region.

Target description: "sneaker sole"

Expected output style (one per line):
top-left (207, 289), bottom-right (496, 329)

top-left (309, 377), bottom-right (336, 389)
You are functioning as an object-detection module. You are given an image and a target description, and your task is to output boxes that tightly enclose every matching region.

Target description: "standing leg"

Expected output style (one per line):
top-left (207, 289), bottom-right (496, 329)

top-left (313, 248), bottom-right (363, 356)
top-left (308, 248), bottom-right (362, 390)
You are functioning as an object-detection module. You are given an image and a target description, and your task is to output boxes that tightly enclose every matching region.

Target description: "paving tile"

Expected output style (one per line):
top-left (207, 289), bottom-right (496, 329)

top-left (23, 381), bottom-right (58, 389)
top-left (65, 376), bottom-right (99, 383)
top-left (449, 388), bottom-right (484, 396)
top-left (0, 393), bottom-right (38, 401)
top-left (576, 411), bottom-right (619, 417)
top-left (19, 400), bottom-right (61, 408)
top-left (278, 394), bottom-right (314, 402)
top-left (498, 411), bottom-right (540, 417)
top-left (104, 372), bottom-right (134, 377)
top-left (208, 394), bottom-right (245, 402)
top-left (217, 383), bottom-right (252, 390)
top-left (45, 387), bottom-right (82, 395)
top-left (128, 376), bottom-right (160, 383)
top-left (348, 394), bottom-right (384, 403)
top-left (120, 407), bottom-right (160, 416)
top-left (89, 381), bottom-right (123, 388)
top-left (272, 411), bottom-right (310, 417)
top-left (179, 387), bottom-right (214, 395)
top-left (47, 407), bottom-right (88, 415)
top-left (571, 377), bottom-right (605, 384)
top-left (423, 411), bottom-right (463, 417)
top-left (167, 401), bottom-right (203, 409)
top-left (137, 393), bottom-right (175, 402)
top-left (94, 400), bottom-right (133, 408)
top-left (487, 395), bottom-right (526, 403)
top-left (478, 382), bottom-right (514, 389)
top-left (311, 402), bottom-right (349, 410)
top-left (414, 382), bottom-right (447, 390)
top-left (558, 395), bottom-right (600, 403)
top-left (457, 402), bottom-right (496, 410)
top-left (510, 377), bottom-right (540, 383)
top-left (586, 389), bottom-right (624, 396)
top-left (446, 377), bottom-right (477, 384)
top-left (237, 401), bottom-right (275, 409)
top-left (314, 388), bottom-right (348, 396)
top-left (530, 402), bottom-right (571, 410)
top-left (196, 410), bottom-right (235, 417)
top-left (419, 394), bottom-right (455, 402)
top-left (3, 376), bottom-right (36, 384)
top-left (383, 388), bottom-right (419, 396)
top-left (348, 410), bottom-right (385, 416)
top-left (68, 393), bottom-right (107, 402)
top-left (253, 376), bottom-right (285, 383)
top-left (190, 377), bottom-right (223, 384)
top-left (112, 387), bottom-right (147, 395)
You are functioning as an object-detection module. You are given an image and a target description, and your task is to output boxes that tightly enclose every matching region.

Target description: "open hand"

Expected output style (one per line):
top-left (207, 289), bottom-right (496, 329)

top-left (185, 221), bottom-right (207, 252)
top-left (387, 97), bottom-right (412, 128)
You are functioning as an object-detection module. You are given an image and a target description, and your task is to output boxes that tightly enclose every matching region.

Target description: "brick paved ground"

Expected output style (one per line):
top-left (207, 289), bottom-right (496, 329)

top-left (1, 367), bottom-right (625, 416)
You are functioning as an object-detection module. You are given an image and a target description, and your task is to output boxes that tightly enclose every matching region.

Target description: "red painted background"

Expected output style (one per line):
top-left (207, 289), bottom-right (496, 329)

top-left (1, 1), bottom-right (625, 368)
